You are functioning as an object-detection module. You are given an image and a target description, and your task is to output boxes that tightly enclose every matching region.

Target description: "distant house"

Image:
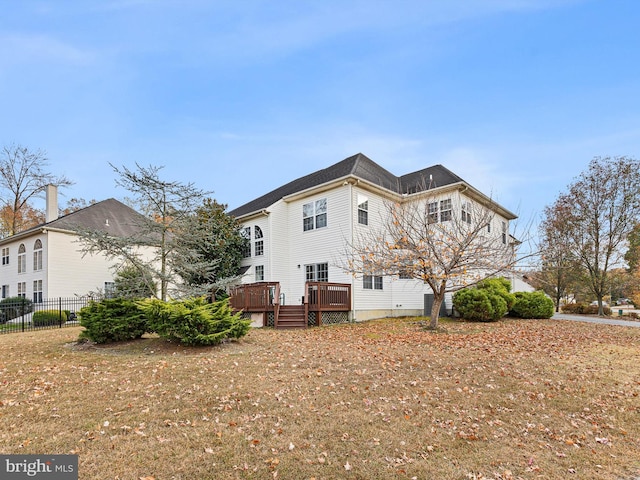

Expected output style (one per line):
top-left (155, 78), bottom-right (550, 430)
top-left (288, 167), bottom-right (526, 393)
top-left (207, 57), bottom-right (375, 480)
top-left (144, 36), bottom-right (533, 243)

top-left (0, 185), bottom-right (149, 301)
top-left (228, 153), bottom-right (520, 327)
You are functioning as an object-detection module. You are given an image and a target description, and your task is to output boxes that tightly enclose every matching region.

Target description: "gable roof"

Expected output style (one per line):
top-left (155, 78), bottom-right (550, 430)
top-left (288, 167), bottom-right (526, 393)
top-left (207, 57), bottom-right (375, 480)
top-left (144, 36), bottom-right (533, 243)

top-left (229, 153), bottom-right (468, 218)
top-left (0, 198), bottom-right (148, 244)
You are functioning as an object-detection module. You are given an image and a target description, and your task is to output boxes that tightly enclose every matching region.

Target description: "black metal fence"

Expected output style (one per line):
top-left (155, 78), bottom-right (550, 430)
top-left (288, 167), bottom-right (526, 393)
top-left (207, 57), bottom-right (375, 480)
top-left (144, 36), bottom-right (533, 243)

top-left (0, 297), bottom-right (92, 335)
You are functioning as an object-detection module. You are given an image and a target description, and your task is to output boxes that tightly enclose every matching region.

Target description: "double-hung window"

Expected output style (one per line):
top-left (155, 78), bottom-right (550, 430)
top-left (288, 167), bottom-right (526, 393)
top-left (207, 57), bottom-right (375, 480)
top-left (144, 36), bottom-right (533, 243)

top-left (428, 202), bottom-right (438, 223)
top-left (241, 227), bottom-right (251, 257)
top-left (105, 282), bottom-right (115, 298)
top-left (461, 202), bottom-right (472, 224)
top-left (1, 247), bottom-right (9, 266)
top-left (440, 199), bottom-right (452, 222)
top-left (303, 198), bottom-right (327, 231)
top-left (502, 221), bottom-right (507, 244)
top-left (33, 239), bottom-right (43, 271)
top-left (17, 282), bottom-right (26, 298)
top-left (255, 265), bottom-right (264, 282)
top-left (33, 280), bottom-right (43, 303)
top-left (17, 244), bottom-right (26, 274)
top-left (357, 195), bottom-right (368, 225)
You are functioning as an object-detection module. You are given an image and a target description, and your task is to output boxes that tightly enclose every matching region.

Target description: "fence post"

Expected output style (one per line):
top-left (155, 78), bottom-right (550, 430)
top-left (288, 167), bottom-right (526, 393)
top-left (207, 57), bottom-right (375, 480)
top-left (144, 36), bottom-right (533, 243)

top-left (21, 297), bottom-right (26, 332)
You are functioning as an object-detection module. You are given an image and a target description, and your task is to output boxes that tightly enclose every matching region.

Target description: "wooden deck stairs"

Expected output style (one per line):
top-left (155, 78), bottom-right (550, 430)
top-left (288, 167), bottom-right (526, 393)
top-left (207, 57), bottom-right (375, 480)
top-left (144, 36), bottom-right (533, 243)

top-left (275, 305), bottom-right (307, 329)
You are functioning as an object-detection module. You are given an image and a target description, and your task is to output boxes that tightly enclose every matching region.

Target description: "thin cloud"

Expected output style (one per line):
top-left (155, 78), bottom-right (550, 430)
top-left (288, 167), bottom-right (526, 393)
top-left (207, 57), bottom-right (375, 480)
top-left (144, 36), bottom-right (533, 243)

top-left (0, 33), bottom-right (95, 66)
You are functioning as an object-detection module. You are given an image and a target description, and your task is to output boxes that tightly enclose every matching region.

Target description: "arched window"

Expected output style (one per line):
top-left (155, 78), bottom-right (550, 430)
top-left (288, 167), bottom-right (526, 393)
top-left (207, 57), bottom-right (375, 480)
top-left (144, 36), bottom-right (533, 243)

top-left (18, 244), bottom-right (26, 274)
top-left (33, 239), bottom-right (43, 271)
top-left (254, 226), bottom-right (264, 256)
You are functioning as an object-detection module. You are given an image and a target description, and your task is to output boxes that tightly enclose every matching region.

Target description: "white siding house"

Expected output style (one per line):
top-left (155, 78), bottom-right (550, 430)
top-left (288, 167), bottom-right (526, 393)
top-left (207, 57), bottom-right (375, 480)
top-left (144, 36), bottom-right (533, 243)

top-left (229, 153), bottom-right (520, 323)
top-left (0, 186), bottom-right (150, 302)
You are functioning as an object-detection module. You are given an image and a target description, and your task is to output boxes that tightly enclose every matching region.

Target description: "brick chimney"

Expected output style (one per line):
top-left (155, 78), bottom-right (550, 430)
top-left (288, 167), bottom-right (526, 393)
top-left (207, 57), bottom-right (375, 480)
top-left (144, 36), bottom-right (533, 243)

top-left (45, 184), bottom-right (58, 222)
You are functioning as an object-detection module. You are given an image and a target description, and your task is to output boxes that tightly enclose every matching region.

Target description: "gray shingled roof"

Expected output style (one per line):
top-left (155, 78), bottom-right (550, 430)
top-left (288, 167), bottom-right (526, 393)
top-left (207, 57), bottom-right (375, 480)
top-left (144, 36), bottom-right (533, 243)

top-left (7, 198), bottom-right (148, 241)
top-left (228, 153), bottom-right (467, 218)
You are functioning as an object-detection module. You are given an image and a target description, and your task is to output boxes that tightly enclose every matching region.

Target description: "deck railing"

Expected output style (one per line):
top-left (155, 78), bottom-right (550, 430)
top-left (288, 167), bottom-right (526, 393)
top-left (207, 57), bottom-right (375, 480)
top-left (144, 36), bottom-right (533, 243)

top-left (229, 281), bottom-right (350, 327)
top-left (228, 282), bottom-right (279, 312)
top-left (305, 282), bottom-right (351, 311)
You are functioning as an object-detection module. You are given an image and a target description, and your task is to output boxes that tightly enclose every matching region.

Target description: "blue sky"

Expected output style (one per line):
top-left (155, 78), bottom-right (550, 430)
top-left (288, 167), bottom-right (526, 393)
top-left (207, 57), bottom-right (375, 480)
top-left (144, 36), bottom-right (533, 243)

top-left (2, 0), bottom-right (639, 234)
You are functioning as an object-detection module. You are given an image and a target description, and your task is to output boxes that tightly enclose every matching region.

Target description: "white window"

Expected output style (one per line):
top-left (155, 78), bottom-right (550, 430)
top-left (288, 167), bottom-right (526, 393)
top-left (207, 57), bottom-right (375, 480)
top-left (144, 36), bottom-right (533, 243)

top-left (241, 227), bottom-right (251, 257)
top-left (357, 195), bottom-right (368, 225)
top-left (33, 239), bottom-right (43, 271)
top-left (33, 280), bottom-right (43, 303)
top-left (487, 222), bottom-right (491, 233)
top-left (502, 221), bottom-right (507, 244)
top-left (1, 285), bottom-right (8, 298)
top-left (254, 226), bottom-right (264, 256)
top-left (428, 202), bottom-right (438, 223)
top-left (305, 263), bottom-right (328, 282)
top-left (303, 198), bottom-right (327, 231)
top-left (17, 282), bottom-right (26, 299)
top-left (105, 282), bottom-right (115, 298)
top-left (440, 199), bottom-right (452, 222)
top-left (1, 247), bottom-right (9, 266)
top-left (255, 265), bottom-right (264, 282)
top-left (18, 244), bottom-right (26, 274)
top-left (363, 275), bottom-right (383, 290)
top-left (461, 202), bottom-right (472, 224)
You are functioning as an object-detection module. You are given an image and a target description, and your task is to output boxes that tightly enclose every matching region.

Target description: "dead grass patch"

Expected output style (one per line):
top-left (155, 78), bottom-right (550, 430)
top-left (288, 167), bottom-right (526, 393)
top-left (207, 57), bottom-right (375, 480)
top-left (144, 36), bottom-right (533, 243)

top-left (0, 319), bottom-right (639, 479)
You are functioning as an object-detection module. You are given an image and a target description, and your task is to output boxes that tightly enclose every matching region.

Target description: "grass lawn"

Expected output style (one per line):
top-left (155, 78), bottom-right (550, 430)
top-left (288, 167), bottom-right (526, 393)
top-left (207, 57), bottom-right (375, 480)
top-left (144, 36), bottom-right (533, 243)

top-left (0, 318), bottom-right (638, 480)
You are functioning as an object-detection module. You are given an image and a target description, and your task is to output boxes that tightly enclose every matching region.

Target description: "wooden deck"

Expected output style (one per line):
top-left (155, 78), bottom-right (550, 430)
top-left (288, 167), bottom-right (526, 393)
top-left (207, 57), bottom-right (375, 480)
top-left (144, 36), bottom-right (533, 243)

top-left (229, 281), bottom-right (351, 328)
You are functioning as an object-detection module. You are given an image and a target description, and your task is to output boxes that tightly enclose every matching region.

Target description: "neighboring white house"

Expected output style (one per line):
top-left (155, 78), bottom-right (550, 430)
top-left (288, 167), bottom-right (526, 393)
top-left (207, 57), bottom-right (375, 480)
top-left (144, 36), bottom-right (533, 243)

top-left (0, 186), bottom-right (149, 302)
top-left (228, 153), bottom-right (522, 322)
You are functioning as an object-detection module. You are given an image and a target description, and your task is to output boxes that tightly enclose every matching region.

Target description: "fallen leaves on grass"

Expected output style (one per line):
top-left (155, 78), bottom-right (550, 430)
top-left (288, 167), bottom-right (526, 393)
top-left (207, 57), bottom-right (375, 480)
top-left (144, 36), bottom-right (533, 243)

top-left (0, 320), bottom-right (639, 479)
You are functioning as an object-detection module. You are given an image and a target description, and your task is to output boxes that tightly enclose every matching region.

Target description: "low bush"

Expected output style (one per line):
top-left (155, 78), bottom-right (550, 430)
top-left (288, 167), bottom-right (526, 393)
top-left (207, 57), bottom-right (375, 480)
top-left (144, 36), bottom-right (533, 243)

top-left (453, 277), bottom-right (514, 322)
top-left (33, 310), bottom-right (67, 327)
top-left (561, 303), bottom-right (612, 315)
top-left (453, 288), bottom-right (507, 322)
top-left (79, 298), bottom-right (148, 344)
top-left (510, 291), bottom-right (554, 319)
top-left (140, 296), bottom-right (251, 346)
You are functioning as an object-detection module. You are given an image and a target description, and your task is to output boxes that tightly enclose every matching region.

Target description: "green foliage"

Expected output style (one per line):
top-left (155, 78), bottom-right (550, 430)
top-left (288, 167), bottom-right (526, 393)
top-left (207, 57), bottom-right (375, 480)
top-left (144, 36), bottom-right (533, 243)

top-left (33, 310), bottom-right (67, 327)
top-left (172, 198), bottom-right (247, 295)
top-left (476, 278), bottom-right (516, 311)
top-left (510, 291), bottom-right (555, 319)
top-left (114, 264), bottom-right (157, 299)
top-left (78, 298), bottom-right (148, 344)
top-left (140, 296), bottom-right (250, 346)
top-left (453, 289), bottom-right (497, 322)
top-left (453, 277), bottom-right (515, 322)
top-left (0, 297), bottom-right (33, 323)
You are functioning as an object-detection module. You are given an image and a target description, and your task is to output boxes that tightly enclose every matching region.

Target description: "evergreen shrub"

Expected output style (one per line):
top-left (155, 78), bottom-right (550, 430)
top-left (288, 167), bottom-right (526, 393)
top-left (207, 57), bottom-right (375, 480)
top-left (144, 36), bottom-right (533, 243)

top-left (140, 296), bottom-right (251, 346)
top-left (453, 277), bottom-right (515, 322)
top-left (510, 291), bottom-right (554, 319)
top-left (79, 298), bottom-right (148, 344)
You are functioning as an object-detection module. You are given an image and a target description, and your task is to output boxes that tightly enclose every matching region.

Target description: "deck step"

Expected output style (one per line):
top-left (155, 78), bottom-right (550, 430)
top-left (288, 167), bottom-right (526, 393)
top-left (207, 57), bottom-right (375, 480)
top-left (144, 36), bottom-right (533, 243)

top-left (276, 305), bottom-right (307, 329)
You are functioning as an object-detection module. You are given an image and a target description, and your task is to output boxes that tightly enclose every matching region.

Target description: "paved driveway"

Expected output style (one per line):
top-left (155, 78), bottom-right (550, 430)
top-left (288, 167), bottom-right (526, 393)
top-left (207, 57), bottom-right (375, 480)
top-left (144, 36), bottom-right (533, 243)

top-left (552, 313), bottom-right (640, 328)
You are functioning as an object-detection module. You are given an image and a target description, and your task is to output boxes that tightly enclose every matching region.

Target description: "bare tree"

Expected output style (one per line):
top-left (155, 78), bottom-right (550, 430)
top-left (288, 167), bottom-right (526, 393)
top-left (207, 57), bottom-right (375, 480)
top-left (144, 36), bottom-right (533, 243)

top-left (342, 193), bottom-right (521, 329)
top-left (76, 163), bottom-right (227, 301)
top-left (535, 201), bottom-right (583, 311)
top-left (546, 156), bottom-right (640, 315)
top-left (0, 144), bottom-right (73, 236)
